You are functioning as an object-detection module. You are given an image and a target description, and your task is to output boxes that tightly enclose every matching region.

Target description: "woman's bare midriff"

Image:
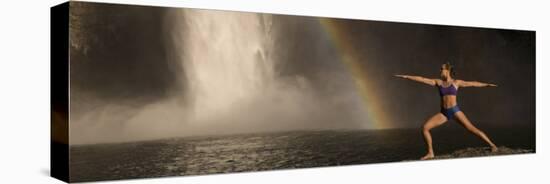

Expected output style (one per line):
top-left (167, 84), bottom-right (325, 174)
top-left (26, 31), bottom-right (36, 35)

top-left (441, 95), bottom-right (457, 109)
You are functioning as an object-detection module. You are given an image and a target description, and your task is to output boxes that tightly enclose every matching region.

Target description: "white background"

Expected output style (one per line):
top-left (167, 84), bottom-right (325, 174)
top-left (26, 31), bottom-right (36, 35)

top-left (0, 0), bottom-right (547, 183)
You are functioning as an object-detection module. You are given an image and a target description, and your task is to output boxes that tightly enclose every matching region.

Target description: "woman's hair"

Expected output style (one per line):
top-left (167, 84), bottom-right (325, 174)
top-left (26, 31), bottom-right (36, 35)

top-left (443, 62), bottom-right (456, 77)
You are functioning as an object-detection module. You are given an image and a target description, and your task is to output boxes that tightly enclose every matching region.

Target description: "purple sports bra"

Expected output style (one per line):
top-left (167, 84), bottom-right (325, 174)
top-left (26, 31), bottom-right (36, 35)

top-left (438, 81), bottom-right (458, 96)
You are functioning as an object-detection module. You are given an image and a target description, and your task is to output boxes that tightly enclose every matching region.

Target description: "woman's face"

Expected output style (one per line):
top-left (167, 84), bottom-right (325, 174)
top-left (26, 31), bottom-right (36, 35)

top-left (440, 64), bottom-right (450, 79)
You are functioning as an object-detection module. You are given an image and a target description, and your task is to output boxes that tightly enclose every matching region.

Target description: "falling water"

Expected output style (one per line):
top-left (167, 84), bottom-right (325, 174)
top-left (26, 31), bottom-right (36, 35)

top-left (70, 7), bottom-right (376, 144)
top-left (170, 9), bottom-right (288, 125)
top-left (164, 9), bottom-right (369, 134)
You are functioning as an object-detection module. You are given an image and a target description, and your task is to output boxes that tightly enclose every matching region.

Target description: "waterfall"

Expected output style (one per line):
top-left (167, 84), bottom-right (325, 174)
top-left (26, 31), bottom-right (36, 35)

top-left (171, 9), bottom-right (280, 124)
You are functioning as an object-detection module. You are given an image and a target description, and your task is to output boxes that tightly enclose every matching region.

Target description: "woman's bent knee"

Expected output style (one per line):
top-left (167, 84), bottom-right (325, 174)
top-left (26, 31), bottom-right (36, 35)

top-left (422, 126), bottom-right (431, 133)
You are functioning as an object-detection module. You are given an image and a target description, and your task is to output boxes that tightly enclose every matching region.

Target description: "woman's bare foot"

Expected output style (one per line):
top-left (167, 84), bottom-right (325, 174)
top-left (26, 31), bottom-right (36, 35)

top-left (420, 152), bottom-right (435, 160)
top-left (491, 146), bottom-right (498, 152)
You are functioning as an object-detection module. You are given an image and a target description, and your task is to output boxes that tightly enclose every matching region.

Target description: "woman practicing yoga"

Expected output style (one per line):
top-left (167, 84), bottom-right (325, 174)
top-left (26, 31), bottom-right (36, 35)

top-left (395, 62), bottom-right (498, 160)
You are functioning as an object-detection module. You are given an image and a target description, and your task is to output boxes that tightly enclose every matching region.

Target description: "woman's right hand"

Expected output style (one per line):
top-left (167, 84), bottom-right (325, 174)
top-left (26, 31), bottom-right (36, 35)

top-left (394, 74), bottom-right (407, 79)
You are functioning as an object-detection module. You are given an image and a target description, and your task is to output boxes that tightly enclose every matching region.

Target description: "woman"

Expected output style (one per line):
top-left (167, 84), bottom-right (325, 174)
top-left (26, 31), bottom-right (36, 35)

top-left (395, 62), bottom-right (498, 160)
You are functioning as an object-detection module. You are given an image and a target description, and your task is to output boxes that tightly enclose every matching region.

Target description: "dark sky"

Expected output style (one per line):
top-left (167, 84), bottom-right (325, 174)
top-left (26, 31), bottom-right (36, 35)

top-left (68, 2), bottom-right (535, 144)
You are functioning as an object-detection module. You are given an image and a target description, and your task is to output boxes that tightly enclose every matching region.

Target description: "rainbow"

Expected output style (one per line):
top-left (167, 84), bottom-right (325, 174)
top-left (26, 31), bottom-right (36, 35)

top-left (319, 18), bottom-right (392, 129)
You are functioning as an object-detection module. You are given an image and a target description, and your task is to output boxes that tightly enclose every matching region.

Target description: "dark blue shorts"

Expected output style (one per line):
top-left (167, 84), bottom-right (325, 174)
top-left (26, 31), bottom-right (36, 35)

top-left (441, 105), bottom-right (460, 120)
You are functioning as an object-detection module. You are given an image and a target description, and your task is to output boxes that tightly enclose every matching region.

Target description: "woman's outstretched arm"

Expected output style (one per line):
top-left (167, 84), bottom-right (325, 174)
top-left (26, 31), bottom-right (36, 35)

top-left (456, 80), bottom-right (497, 87)
top-left (394, 74), bottom-right (438, 86)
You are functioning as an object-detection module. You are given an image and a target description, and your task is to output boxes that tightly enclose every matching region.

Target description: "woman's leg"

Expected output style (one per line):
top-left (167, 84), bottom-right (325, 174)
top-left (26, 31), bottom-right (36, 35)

top-left (453, 111), bottom-right (498, 152)
top-left (421, 113), bottom-right (448, 160)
